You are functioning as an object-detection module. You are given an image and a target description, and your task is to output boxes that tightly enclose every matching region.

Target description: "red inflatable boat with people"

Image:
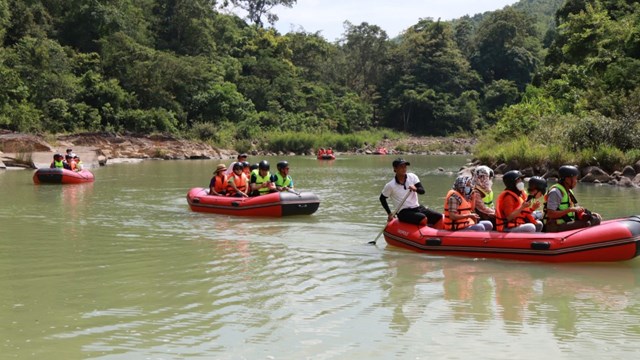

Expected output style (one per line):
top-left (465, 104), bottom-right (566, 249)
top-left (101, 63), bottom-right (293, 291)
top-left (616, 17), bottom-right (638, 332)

top-left (382, 216), bottom-right (640, 263)
top-left (33, 168), bottom-right (95, 184)
top-left (186, 188), bottom-right (320, 217)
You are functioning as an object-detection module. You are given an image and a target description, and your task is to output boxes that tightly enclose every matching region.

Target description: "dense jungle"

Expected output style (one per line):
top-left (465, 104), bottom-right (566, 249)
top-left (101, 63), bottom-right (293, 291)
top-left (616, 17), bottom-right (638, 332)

top-left (1, 0), bottom-right (640, 171)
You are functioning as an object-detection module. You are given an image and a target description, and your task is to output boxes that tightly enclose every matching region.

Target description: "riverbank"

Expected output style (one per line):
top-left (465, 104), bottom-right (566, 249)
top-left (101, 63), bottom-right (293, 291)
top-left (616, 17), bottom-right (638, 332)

top-left (0, 131), bottom-right (476, 169)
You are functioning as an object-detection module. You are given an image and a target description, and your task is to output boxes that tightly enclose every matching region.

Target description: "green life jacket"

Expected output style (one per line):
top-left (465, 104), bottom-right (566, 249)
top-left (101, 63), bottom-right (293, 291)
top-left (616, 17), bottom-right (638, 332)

top-left (253, 170), bottom-right (272, 194)
top-left (274, 173), bottom-right (292, 188)
top-left (53, 160), bottom-right (64, 168)
top-left (543, 183), bottom-right (574, 225)
top-left (475, 186), bottom-right (494, 209)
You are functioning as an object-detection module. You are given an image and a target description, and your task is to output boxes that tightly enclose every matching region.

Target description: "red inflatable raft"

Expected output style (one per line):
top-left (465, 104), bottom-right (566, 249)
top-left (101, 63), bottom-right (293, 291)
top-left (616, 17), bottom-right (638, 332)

top-left (317, 154), bottom-right (336, 160)
top-left (33, 168), bottom-right (95, 184)
top-left (382, 216), bottom-right (640, 263)
top-left (186, 188), bottom-right (320, 217)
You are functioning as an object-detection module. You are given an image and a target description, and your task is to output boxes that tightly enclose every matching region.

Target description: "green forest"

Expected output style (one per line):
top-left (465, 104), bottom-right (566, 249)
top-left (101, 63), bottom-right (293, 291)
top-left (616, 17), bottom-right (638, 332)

top-left (1, 0), bottom-right (640, 166)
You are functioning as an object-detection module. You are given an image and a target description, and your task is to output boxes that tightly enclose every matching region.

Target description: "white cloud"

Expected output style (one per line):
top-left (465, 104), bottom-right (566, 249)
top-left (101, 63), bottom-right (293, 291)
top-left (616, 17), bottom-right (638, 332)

top-left (272, 0), bottom-right (519, 41)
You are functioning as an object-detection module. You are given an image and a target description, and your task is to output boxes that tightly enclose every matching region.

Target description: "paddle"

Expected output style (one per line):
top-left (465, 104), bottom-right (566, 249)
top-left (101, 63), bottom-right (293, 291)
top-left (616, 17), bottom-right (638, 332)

top-left (368, 190), bottom-right (412, 245)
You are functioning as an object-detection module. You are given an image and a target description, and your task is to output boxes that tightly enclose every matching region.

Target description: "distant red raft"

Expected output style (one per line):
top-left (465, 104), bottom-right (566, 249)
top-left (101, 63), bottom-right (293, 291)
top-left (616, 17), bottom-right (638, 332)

top-left (186, 188), bottom-right (320, 217)
top-left (382, 217), bottom-right (640, 263)
top-left (317, 154), bottom-right (336, 160)
top-left (33, 168), bottom-right (95, 184)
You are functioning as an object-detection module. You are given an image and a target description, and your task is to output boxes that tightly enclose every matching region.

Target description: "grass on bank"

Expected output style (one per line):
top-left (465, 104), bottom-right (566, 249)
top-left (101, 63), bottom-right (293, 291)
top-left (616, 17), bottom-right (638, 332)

top-left (189, 122), bottom-right (405, 153)
top-left (475, 136), bottom-right (640, 173)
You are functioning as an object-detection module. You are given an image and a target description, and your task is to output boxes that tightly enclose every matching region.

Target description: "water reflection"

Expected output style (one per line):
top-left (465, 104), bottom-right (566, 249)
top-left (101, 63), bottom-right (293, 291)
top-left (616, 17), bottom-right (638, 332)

top-left (381, 251), bottom-right (640, 343)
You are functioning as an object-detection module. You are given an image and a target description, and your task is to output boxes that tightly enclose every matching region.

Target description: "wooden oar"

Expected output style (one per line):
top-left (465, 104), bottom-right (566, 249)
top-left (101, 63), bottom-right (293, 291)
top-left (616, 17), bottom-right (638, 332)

top-left (369, 190), bottom-right (412, 245)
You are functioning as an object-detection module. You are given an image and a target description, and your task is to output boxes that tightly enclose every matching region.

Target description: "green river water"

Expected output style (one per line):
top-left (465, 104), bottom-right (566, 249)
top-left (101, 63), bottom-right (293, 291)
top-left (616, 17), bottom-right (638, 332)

top-left (1, 154), bottom-right (640, 359)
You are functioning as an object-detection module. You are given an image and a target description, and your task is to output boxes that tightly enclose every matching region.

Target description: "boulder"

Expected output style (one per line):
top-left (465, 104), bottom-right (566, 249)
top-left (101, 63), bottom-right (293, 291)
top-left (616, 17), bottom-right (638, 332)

top-left (618, 177), bottom-right (635, 187)
top-left (494, 163), bottom-right (508, 175)
top-left (632, 174), bottom-right (640, 186)
top-left (521, 167), bottom-right (535, 177)
top-left (0, 133), bottom-right (53, 152)
top-left (622, 165), bottom-right (636, 179)
top-left (634, 160), bottom-right (640, 174)
top-left (580, 167), bottom-right (611, 183)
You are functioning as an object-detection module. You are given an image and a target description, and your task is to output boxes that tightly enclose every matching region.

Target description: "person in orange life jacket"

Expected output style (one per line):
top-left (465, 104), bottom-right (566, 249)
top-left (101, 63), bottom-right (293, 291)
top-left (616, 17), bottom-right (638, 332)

top-left (544, 165), bottom-right (602, 232)
top-left (444, 175), bottom-right (493, 231)
top-left (241, 161), bottom-right (251, 176)
top-left (527, 176), bottom-right (547, 221)
top-left (471, 165), bottom-right (496, 225)
top-left (318, 147), bottom-right (325, 156)
top-left (379, 158), bottom-right (443, 226)
top-left (226, 162), bottom-right (249, 197)
top-left (250, 160), bottom-right (276, 196)
top-left (50, 153), bottom-right (71, 170)
top-left (225, 153), bottom-right (248, 176)
top-left (495, 170), bottom-right (539, 232)
top-left (326, 147), bottom-right (333, 155)
top-left (72, 154), bottom-right (83, 171)
top-left (209, 164), bottom-right (228, 196)
top-left (65, 154), bottom-right (77, 171)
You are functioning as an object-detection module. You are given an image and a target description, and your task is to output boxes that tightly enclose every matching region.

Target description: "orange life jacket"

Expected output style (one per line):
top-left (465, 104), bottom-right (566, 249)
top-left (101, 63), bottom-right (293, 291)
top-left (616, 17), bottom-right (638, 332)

top-left (226, 173), bottom-right (247, 196)
top-left (211, 174), bottom-right (227, 194)
top-left (495, 189), bottom-right (530, 232)
top-left (443, 190), bottom-right (476, 230)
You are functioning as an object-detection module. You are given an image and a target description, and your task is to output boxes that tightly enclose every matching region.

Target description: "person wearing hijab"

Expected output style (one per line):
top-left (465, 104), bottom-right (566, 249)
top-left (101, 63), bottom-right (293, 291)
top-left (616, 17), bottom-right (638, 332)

top-left (443, 175), bottom-right (493, 231)
top-left (471, 165), bottom-right (496, 225)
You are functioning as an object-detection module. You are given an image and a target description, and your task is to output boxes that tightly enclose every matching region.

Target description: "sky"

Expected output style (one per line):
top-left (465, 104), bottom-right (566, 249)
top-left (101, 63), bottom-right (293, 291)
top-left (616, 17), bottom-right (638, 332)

top-left (269, 0), bottom-right (520, 41)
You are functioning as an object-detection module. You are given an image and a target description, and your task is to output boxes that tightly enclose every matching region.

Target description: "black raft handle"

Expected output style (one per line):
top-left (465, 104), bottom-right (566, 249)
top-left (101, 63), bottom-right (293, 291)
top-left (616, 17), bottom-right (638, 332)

top-left (425, 238), bottom-right (442, 246)
top-left (530, 241), bottom-right (551, 250)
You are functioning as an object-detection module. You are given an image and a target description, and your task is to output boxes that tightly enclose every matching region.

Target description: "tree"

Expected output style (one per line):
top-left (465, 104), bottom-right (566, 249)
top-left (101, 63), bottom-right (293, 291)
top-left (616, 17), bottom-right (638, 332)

top-left (471, 8), bottom-right (541, 90)
top-left (229, 0), bottom-right (296, 27)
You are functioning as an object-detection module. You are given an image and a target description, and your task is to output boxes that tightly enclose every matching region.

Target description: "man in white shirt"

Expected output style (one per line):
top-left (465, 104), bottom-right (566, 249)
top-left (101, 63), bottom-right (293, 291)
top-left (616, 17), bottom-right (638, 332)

top-left (225, 153), bottom-right (248, 176)
top-left (380, 158), bottom-right (442, 226)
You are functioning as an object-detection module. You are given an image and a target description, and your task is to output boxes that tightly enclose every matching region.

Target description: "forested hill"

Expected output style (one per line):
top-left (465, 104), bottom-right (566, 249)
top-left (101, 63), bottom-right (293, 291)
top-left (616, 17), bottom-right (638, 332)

top-left (1, 0), bottom-right (640, 158)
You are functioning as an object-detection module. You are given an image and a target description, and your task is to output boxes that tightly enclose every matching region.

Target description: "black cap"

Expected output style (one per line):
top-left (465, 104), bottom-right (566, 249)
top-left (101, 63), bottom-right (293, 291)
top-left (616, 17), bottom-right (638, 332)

top-left (392, 158), bottom-right (410, 167)
top-left (238, 153), bottom-right (248, 159)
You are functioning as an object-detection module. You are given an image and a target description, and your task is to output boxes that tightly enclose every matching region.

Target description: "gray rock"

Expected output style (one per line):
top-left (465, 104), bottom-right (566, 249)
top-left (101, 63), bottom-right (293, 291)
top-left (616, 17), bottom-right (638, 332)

top-left (622, 165), bottom-right (636, 179)
top-left (494, 163), bottom-right (508, 175)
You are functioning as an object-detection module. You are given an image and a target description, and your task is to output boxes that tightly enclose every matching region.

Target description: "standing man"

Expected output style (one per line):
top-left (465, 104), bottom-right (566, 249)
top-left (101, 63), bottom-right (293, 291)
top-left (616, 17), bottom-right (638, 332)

top-left (544, 165), bottom-right (601, 232)
top-left (379, 158), bottom-right (443, 226)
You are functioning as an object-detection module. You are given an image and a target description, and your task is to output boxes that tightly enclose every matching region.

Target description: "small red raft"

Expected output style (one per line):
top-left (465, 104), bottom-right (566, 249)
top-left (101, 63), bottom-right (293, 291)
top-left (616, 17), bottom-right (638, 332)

top-left (186, 188), bottom-right (320, 217)
top-left (382, 216), bottom-right (640, 263)
top-left (33, 168), bottom-right (95, 184)
top-left (317, 154), bottom-right (336, 160)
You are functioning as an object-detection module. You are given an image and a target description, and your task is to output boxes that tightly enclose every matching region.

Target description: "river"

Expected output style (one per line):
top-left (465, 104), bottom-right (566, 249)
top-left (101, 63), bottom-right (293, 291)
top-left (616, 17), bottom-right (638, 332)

top-left (1, 154), bottom-right (640, 359)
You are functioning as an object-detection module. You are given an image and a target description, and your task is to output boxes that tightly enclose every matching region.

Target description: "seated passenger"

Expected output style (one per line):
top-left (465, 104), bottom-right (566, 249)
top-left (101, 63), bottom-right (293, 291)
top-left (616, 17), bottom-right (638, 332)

top-left (318, 148), bottom-right (326, 156)
top-left (326, 147), bottom-right (334, 155)
top-left (272, 161), bottom-right (294, 192)
top-left (444, 176), bottom-right (493, 231)
top-left (379, 158), bottom-right (443, 227)
top-left (50, 153), bottom-right (71, 169)
top-left (73, 155), bottom-right (83, 171)
top-left (209, 164), bottom-right (228, 196)
top-left (527, 176), bottom-right (547, 221)
top-left (65, 154), bottom-right (77, 171)
top-left (226, 163), bottom-right (249, 197)
top-left (471, 165), bottom-right (496, 225)
top-left (495, 171), bottom-right (540, 232)
top-left (250, 160), bottom-right (276, 196)
top-left (225, 153), bottom-right (248, 176)
top-left (544, 165), bottom-right (602, 232)
top-left (242, 161), bottom-right (251, 177)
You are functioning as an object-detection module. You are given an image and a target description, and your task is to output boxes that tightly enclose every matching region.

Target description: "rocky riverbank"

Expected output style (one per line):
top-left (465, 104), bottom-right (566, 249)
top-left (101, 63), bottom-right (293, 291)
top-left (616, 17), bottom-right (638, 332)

top-left (0, 131), bottom-right (476, 169)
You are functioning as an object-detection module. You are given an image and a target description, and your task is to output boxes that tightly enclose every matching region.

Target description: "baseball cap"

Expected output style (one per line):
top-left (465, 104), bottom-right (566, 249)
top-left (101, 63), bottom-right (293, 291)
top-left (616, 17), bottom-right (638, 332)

top-left (392, 158), bottom-right (410, 167)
